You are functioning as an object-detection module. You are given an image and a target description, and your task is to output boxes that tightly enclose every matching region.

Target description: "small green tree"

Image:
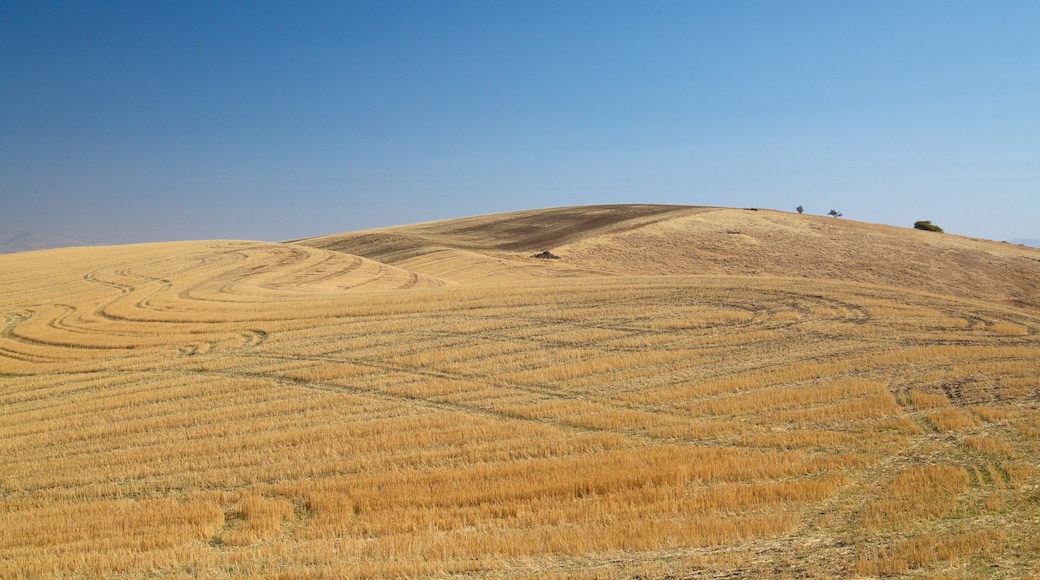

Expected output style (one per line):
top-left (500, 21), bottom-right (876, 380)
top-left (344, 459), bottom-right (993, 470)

top-left (796, 205), bottom-right (804, 214)
top-left (828, 209), bottom-right (842, 218)
top-left (914, 220), bottom-right (943, 233)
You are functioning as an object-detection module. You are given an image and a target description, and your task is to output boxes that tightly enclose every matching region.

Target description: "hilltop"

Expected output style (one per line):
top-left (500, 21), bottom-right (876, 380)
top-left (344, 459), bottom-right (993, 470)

top-left (2, 205), bottom-right (1039, 578)
top-left (298, 204), bottom-right (1040, 308)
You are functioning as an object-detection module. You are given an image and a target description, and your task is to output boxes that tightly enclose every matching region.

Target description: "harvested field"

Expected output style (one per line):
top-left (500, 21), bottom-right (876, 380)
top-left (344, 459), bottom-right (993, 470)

top-left (2, 206), bottom-right (1040, 577)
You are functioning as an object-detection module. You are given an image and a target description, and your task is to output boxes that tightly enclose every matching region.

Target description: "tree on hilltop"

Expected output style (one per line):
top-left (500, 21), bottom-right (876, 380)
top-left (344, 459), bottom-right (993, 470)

top-left (914, 220), bottom-right (943, 232)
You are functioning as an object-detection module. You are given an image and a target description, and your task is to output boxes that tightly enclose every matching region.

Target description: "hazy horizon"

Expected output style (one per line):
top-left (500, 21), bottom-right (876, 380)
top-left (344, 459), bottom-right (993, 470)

top-left (3, 2), bottom-right (1038, 245)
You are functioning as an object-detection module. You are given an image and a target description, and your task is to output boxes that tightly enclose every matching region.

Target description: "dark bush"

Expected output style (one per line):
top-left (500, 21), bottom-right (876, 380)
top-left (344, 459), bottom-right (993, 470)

top-left (914, 220), bottom-right (944, 233)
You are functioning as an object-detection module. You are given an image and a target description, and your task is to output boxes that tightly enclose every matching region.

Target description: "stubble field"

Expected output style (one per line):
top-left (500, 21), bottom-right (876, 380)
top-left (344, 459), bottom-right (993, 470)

top-left (2, 206), bottom-right (1039, 578)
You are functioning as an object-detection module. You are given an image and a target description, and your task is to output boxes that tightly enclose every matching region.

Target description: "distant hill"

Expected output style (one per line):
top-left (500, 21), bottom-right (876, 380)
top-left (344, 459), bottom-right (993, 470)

top-left (0, 231), bottom-right (98, 254)
top-left (1012, 238), bottom-right (1040, 249)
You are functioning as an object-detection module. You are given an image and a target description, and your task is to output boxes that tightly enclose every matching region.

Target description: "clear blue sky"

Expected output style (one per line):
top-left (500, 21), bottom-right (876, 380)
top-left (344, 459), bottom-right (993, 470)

top-left (2, 1), bottom-right (1038, 244)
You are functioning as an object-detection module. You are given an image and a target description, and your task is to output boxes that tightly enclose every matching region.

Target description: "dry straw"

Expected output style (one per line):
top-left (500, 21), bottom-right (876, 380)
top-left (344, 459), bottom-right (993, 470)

top-left (2, 207), bottom-right (1040, 577)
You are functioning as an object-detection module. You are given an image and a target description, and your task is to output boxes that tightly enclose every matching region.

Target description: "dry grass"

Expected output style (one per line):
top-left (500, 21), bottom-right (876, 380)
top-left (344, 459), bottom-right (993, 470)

top-left (2, 205), bottom-right (1040, 577)
top-left (964, 436), bottom-right (1015, 459)
top-left (855, 527), bottom-right (1006, 576)
top-left (860, 465), bottom-right (971, 531)
top-left (908, 390), bottom-right (951, 410)
top-left (973, 405), bottom-right (1012, 422)
top-left (927, 408), bottom-right (977, 431)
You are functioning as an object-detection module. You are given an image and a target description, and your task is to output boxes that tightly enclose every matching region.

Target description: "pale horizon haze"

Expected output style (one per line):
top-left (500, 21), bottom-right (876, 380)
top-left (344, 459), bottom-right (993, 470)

top-left (2, 1), bottom-right (1038, 245)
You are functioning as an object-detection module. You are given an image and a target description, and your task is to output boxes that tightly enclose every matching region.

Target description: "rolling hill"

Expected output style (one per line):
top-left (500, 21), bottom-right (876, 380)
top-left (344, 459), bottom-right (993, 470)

top-left (2, 205), bottom-right (1039, 578)
top-left (298, 205), bottom-right (1040, 309)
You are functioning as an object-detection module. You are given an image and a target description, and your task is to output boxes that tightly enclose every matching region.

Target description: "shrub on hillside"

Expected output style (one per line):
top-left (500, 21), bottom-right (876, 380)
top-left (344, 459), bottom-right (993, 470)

top-left (914, 220), bottom-right (944, 233)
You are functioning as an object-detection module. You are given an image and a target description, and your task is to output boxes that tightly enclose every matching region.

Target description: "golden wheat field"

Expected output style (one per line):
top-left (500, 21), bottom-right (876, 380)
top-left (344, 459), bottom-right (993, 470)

top-left (2, 205), bottom-right (1040, 578)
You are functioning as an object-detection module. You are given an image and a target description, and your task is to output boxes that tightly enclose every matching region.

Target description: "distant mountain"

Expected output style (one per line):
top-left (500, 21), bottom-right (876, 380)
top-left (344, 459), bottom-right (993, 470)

top-left (1011, 239), bottom-right (1040, 249)
top-left (0, 231), bottom-right (98, 254)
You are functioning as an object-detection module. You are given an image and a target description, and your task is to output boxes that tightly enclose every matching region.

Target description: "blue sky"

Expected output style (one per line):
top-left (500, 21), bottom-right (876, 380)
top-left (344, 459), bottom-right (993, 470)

top-left (2, 1), bottom-right (1038, 244)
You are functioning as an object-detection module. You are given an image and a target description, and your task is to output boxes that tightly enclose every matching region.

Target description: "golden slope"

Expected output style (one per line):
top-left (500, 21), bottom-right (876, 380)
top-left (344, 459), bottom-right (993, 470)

top-left (0, 241), bottom-right (443, 373)
top-left (556, 207), bottom-right (1040, 309)
top-left (296, 205), bottom-right (1040, 308)
top-left (2, 207), bottom-right (1040, 578)
top-left (295, 204), bottom-right (693, 283)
